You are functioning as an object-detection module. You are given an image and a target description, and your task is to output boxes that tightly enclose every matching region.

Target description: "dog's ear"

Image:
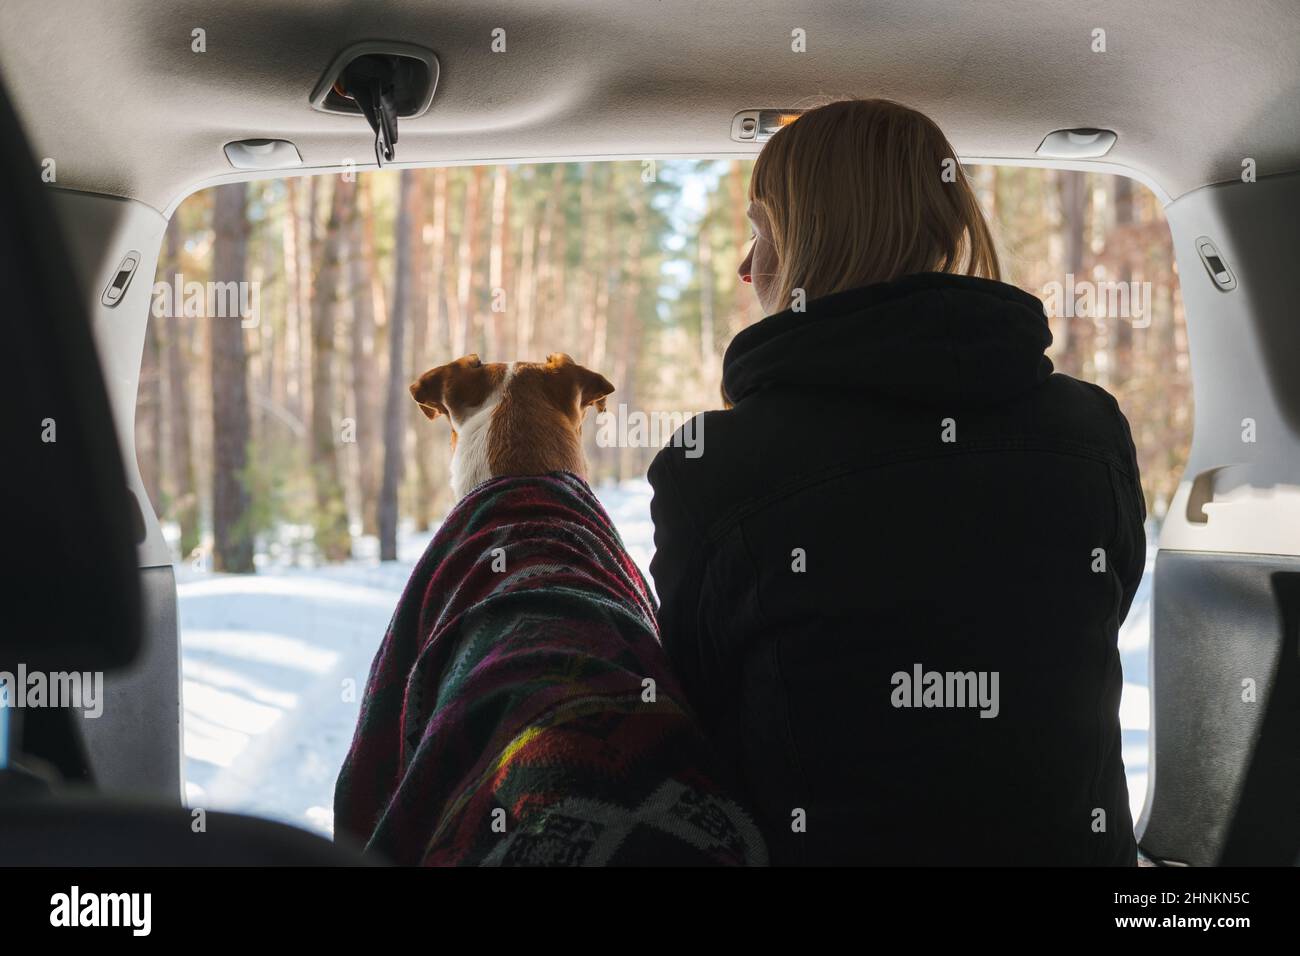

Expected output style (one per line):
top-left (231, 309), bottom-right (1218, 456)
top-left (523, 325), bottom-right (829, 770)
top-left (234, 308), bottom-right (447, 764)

top-left (409, 366), bottom-right (451, 421)
top-left (547, 353), bottom-right (614, 413)
top-left (409, 354), bottom-right (493, 422)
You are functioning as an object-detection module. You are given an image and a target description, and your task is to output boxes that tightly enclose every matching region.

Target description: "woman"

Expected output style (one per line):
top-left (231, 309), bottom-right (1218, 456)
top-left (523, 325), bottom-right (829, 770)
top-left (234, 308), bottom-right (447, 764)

top-left (648, 99), bottom-right (1145, 865)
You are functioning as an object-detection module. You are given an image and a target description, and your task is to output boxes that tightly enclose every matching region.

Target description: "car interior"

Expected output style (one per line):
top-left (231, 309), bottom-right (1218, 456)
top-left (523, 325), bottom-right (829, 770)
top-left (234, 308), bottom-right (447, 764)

top-left (0, 0), bottom-right (1297, 867)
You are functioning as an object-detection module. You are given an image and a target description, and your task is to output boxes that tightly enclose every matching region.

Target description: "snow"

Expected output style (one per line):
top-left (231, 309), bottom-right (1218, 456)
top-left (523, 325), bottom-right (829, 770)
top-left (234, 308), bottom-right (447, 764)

top-left (177, 478), bottom-right (1153, 837)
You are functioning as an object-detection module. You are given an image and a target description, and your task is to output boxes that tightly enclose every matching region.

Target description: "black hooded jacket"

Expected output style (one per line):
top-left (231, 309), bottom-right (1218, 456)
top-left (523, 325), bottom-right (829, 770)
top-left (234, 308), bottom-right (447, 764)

top-left (648, 272), bottom-right (1144, 865)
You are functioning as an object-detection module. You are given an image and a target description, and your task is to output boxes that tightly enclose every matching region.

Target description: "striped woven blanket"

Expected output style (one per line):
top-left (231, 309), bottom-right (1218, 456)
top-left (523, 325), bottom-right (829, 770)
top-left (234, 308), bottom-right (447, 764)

top-left (333, 471), bottom-right (766, 866)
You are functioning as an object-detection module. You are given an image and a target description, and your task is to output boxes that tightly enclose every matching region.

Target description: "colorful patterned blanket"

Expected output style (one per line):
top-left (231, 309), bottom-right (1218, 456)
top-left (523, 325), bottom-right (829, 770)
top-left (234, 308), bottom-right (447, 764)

top-left (334, 471), bottom-right (766, 866)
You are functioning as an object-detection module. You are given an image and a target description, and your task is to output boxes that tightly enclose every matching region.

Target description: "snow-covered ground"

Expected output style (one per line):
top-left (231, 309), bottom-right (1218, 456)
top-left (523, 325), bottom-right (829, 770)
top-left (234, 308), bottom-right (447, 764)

top-left (177, 478), bottom-right (1153, 837)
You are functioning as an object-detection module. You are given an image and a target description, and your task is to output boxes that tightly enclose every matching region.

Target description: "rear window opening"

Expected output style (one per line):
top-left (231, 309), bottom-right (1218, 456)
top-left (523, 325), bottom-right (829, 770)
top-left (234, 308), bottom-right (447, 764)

top-left (134, 160), bottom-right (1188, 833)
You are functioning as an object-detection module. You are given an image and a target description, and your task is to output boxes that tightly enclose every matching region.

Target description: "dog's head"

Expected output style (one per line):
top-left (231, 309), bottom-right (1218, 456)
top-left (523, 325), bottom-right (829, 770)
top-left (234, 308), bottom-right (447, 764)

top-left (409, 353), bottom-right (614, 499)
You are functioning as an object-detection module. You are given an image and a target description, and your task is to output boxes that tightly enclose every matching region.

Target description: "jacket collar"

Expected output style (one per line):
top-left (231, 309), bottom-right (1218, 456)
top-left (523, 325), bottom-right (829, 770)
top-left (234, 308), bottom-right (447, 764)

top-left (722, 272), bottom-right (1054, 408)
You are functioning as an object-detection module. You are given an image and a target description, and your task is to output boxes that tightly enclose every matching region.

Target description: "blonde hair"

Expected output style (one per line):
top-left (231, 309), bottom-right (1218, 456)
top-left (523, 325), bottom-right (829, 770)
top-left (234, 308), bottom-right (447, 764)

top-left (749, 99), bottom-right (1000, 307)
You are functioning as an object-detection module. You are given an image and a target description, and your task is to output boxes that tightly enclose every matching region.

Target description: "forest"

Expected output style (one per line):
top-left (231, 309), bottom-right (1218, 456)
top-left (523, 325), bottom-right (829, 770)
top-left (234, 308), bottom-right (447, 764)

top-left (134, 161), bottom-right (1191, 571)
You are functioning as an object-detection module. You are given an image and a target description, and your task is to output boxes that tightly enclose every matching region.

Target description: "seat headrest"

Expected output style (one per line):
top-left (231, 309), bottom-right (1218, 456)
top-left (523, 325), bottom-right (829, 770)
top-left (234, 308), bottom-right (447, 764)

top-left (0, 69), bottom-right (141, 672)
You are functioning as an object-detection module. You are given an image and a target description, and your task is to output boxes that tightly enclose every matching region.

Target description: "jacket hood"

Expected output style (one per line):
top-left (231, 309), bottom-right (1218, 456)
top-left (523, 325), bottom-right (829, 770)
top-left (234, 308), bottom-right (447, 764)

top-left (722, 273), bottom-right (1055, 408)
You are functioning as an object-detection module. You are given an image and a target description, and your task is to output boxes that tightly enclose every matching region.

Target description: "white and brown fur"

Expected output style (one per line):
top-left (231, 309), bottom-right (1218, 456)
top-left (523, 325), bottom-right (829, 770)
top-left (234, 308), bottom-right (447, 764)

top-left (409, 352), bottom-right (615, 500)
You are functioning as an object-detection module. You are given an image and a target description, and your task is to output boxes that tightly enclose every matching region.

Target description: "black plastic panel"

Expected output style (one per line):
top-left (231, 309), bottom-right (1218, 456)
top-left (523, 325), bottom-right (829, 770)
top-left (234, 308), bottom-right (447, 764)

top-left (0, 798), bottom-right (368, 865)
top-left (1139, 549), bottom-right (1300, 866)
top-left (76, 565), bottom-right (181, 801)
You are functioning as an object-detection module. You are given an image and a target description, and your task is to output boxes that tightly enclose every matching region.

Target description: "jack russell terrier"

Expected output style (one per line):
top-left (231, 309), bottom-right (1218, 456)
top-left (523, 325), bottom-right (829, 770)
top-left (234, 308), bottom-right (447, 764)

top-left (333, 351), bottom-right (765, 865)
top-left (408, 352), bottom-right (614, 500)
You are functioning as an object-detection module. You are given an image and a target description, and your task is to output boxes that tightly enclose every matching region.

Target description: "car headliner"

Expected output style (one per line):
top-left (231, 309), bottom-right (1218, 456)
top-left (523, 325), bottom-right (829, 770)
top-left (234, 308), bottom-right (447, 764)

top-left (1, 0), bottom-right (1298, 212)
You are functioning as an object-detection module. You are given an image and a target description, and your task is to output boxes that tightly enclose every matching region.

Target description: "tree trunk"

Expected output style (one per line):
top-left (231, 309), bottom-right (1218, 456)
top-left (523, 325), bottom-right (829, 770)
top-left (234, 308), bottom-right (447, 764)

top-left (257, 209), bottom-right (279, 439)
top-left (309, 177), bottom-right (353, 561)
top-left (581, 166), bottom-right (615, 474)
top-left (589, 166), bottom-right (614, 372)
top-left (488, 164), bottom-right (511, 357)
top-left (1111, 176), bottom-right (1135, 388)
top-left (426, 168), bottom-right (454, 519)
top-left (516, 210), bottom-right (538, 360)
top-left (428, 169), bottom-right (450, 357)
top-left (611, 189), bottom-right (646, 482)
top-left (209, 182), bottom-right (255, 573)
top-left (409, 172), bottom-right (434, 531)
top-left (137, 278), bottom-right (164, 515)
top-left (348, 178), bottom-right (379, 535)
top-left (283, 178), bottom-right (307, 423)
top-left (163, 221), bottom-right (200, 558)
top-left (699, 228), bottom-right (716, 368)
top-left (575, 163), bottom-right (596, 362)
top-left (362, 177), bottom-right (388, 332)
top-left (379, 170), bottom-right (415, 561)
top-left (1057, 170), bottom-right (1090, 376)
top-left (549, 165), bottom-right (570, 348)
top-left (534, 171), bottom-right (558, 353)
top-left (455, 166), bottom-right (485, 355)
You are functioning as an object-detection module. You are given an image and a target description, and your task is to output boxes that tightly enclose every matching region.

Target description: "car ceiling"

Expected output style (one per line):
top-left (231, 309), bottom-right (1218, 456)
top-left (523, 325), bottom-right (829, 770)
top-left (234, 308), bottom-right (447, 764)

top-left (1, 0), bottom-right (1298, 212)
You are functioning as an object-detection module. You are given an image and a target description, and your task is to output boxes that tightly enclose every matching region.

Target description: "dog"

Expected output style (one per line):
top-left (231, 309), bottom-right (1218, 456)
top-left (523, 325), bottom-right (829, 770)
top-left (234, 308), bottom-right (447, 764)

top-left (334, 352), bottom-right (766, 865)
top-left (408, 352), bottom-right (614, 500)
